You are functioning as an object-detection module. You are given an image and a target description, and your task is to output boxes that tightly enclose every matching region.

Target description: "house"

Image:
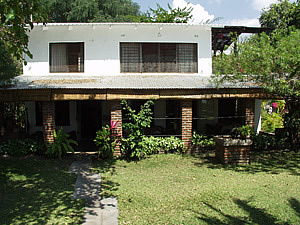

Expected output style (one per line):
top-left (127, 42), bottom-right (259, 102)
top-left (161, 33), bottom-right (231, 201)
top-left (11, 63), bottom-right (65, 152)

top-left (0, 23), bottom-right (267, 154)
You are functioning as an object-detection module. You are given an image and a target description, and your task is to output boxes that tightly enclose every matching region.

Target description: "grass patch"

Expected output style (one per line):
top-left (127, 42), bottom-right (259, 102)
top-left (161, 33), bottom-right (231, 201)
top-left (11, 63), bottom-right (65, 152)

top-left (0, 157), bottom-right (85, 224)
top-left (93, 152), bottom-right (300, 225)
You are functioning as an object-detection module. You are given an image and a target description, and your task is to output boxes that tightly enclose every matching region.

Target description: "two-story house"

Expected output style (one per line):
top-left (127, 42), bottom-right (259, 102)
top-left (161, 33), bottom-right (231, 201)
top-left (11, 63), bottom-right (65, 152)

top-left (0, 23), bottom-right (266, 153)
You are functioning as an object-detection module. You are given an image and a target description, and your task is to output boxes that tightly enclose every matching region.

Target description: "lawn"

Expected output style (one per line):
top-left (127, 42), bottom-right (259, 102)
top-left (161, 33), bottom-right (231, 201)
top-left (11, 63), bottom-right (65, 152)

top-left (0, 157), bottom-right (85, 225)
top-left (93, 151), bottom-right (300, 225)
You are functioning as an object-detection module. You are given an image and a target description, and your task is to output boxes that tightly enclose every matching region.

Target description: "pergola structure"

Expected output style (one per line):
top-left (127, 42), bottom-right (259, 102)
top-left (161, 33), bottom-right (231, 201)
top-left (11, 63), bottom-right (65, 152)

top-left (212, 26), bottom-right (272, 56)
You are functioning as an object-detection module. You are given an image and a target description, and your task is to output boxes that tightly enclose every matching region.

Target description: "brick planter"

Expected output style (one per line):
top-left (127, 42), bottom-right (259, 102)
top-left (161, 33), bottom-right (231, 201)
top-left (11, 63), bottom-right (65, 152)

top-left (213, 135), bottom-right (252, 165)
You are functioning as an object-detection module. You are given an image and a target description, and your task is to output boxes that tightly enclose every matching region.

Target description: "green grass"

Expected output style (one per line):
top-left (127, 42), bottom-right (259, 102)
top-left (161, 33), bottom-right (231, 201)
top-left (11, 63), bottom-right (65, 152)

top-left (93, 152), bottom-right (300, 225)
top-left (0, 157), bottom-right (85, 224)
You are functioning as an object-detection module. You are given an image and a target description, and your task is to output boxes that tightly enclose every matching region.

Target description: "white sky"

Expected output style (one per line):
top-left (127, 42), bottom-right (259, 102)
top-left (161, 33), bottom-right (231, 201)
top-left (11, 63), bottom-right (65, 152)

top-left (135, 0), bottom-right (296, 27)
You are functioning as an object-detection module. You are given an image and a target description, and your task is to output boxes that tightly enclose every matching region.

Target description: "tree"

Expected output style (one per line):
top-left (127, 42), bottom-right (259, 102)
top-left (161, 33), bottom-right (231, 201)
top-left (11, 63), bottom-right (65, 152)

top-left (213, 30), bottom-right (300, 147)
top-left (46, 0), bottom-right (142, 22)
top-left (0, 0), bottom-right (48, 62)
top-left (260, 0), bottom-right (297, 33)
top-left (141, 3), bottom-right (193, 23)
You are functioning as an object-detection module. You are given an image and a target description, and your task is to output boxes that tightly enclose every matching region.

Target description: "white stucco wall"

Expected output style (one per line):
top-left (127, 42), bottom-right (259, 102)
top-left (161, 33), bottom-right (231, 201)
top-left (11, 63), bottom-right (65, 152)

top-left (23, 23), bottom-right (212, 76)
top-left (254, 99), bottom-right (262, 133)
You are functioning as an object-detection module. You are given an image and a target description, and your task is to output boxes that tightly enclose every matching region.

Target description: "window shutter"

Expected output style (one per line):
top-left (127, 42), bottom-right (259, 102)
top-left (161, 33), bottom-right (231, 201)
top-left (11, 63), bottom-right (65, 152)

top-left (177, 44), bottom-right (197, 73)
top-left (120, 43), bottom-right (140, 72)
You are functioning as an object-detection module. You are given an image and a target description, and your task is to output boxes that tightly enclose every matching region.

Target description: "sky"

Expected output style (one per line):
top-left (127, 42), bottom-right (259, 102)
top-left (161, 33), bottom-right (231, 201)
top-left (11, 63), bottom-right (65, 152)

top-left (134, 0), bottom-right (295, 27)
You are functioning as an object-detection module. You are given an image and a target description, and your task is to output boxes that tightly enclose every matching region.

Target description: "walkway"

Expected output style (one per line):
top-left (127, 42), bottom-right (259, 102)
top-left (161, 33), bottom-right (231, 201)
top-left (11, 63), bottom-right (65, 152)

top-left (68, 159), bottom-right (118, 225)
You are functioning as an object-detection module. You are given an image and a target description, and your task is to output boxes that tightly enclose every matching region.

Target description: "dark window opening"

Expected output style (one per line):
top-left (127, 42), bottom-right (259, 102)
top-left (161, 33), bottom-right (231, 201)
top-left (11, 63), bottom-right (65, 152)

top-left (35, 102), bottom-right (43, 126)
top-left (120, 43), bottom-right (197, 73)
top-left (50, 42), bottom-right (84, 73)
top-left (55, 101), bottom-right (70, 126)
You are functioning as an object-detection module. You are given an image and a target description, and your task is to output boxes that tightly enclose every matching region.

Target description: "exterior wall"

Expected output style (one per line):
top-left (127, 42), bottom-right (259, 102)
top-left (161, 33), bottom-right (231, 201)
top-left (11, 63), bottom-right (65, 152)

top-left (181, 100), bottom-right (193, 152)
top-left (245, 98), bottom-right (255, 128)
top-left (42, 102), bottom-right (55, 143)
top-left (23, 23), bottom-right (212, 76)
top-left (110, 101), bottom-right (122, 155)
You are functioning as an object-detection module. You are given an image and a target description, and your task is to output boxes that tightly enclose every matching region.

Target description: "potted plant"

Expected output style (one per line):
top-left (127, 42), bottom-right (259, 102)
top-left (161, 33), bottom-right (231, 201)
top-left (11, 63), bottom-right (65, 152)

top-left (213, 125), bottom-right (254, 164)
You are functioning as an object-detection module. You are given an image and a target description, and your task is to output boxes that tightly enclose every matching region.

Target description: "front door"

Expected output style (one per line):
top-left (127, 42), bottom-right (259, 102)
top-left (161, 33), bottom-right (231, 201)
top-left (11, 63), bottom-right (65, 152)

top-left (80, 101), bottom-right (102, 139)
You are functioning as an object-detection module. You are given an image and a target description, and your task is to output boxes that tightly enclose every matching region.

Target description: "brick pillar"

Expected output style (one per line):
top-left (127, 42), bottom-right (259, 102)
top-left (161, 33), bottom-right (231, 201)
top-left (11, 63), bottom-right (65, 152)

top-left (181, 100), bottom-right (193, 153)
top-left (42, 102), bottom-right (55, 144)
top-left (111, 101), bottom-right (122, 156)
top-left (245, 99), bottom-right (255, 128)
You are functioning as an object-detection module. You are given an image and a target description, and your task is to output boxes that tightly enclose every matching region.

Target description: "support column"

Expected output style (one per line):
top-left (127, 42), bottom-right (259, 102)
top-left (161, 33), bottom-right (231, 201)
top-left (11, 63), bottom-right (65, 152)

top-left (245, 99), bottom-right (255, 128)
top-left (111, 101), bottom-right (122, 156)
top-left (181, 100), bottom-right (193, 153)
top-left (42, 102), bottom-right (55, 144)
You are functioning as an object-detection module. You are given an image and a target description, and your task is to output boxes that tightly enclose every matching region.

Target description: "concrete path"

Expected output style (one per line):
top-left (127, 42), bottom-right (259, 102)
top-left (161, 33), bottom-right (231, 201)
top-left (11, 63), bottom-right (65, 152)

top-left (68, 160), bottom-right (118, 225)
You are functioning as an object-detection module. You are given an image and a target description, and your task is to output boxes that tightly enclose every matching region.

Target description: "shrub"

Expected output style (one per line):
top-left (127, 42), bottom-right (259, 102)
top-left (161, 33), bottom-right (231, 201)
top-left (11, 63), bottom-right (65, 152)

top-left (121, 99), bottom-right (154, 160)
top-left (158, 136), bottom-right (184, 153)
top-left (94, 125), bottom-right (116, 159)
top-left (231, 125), bottom-right (254, 139)
top-left (0, 138), bottom-right (44, 157)
top-left (46, 128), bottom-right (78, 159)
top-left (191, 131), bottom-right (215, 147)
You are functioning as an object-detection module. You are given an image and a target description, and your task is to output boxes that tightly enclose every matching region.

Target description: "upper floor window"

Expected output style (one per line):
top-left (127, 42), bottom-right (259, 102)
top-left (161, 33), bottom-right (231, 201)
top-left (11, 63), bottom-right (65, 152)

top-left (120, 43), bottom-right (198, 73)
top-left (50, 42), bottom-right (84, 73)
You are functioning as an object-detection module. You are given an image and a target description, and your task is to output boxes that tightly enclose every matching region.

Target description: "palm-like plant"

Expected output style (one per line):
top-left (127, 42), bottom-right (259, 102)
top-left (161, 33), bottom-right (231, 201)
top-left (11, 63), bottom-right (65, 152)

top-left (46, 128), bottom-right (78, 159)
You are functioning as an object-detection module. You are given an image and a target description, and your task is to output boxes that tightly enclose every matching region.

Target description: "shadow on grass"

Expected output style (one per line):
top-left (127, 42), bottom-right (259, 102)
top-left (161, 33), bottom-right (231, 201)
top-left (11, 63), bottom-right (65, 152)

top-left (0, 158), bottom-right (85, 224)
top-left (289, 198), bottom-right (300, 217)
top-left (195, 198), bottom-right (294, 225)
top-left (192, 150), bottom-right (300, 175)
top-left (92, 158), bottom-right (121, 198)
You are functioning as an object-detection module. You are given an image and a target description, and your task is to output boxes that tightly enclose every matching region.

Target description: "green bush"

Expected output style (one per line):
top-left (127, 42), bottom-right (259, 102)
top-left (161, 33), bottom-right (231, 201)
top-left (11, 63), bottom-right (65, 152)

top-left (192, 131), bottom-right (215, 147)
top-left (252, 133), bottom-right (285, 151)
top-left (158, 136), bottom-right (184, 153)
top-left (0, 138), bottom-right (44, 157)
top-left (94, 125), bottom-right (116, 159)
top-left (121, 99), bottom-right (154, 160)
top-left (46, 128), bottom-right (78, 159)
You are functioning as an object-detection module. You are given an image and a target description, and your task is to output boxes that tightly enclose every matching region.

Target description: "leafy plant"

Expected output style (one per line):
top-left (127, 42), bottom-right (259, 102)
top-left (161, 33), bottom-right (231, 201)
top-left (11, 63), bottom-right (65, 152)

top-left (121, 99), bottom-right (154, 160)
top-left (231, 125), bottom-right (254, 139)
top-left (158, 136), bottom-right (184, 153)
top-left (192, 131), bottom-right (215, 147)
top-left (46, 128), bottom-right (78, 159)
top-left (94, 125), bottom-right (116, 159)
top-left (0, 138), bottom-right (44, 157)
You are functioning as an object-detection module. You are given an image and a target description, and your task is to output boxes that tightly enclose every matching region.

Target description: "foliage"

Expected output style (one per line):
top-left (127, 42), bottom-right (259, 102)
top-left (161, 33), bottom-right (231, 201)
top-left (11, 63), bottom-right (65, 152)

top-left (213, 29), bottom-right (300, 146)
top-left (259, 0), bottom-right (297, 35)
top-left (46, 0), bottom-right (142, 22)
top-left (141, 3), bottom-right (193, 23)
top-left (0, 102), bottom-right (26, 132)
top-left (94, 125), bottom-right (116, 159)
top-left (0, 138), bottom-right (44, 157)
top-left (0, 40), bottom-right (18, 84)
top-left (0, 0), bottom-right (48, 61)
top-left (46, 128), bottom-right (78, 159)
top-left (121, 99), bottom-right (154, 160)
top-left (158, 136), bottom-right (184, 153)
top-left (230, 125), bottom-right (254, 139)
top-left (192, 131), bottom-right (215, 147)
top-left (252, 133), bottom-right (285, 151)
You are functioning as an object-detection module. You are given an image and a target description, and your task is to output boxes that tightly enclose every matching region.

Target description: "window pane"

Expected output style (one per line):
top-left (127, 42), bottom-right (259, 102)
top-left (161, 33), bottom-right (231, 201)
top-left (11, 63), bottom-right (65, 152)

top-left (177, 44), bottom-right (197, 73)
top-left (120, 43), bottom-right (140, 72)
top-left (50, 42), bottom-right (84, 73)
top-left (50, 43), bottom-right (67, 72)
top-left (142, 43), bottom-right (159, 72)
top-left (160, 44), bottom-right (177, 72)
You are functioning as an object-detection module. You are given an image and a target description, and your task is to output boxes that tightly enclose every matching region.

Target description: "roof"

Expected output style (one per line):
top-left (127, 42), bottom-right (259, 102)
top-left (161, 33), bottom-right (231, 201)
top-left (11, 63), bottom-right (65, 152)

top-left (37, 22), bottom-right (211, 29)
top-left (7, 74), bottom-right (260, 90)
